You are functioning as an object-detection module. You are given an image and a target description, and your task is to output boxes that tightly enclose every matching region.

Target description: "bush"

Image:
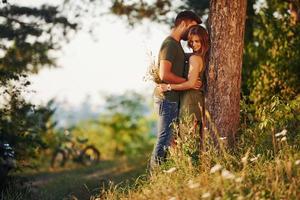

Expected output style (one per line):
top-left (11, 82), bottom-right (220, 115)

top-left (240, 95), bottom-right (300, 154)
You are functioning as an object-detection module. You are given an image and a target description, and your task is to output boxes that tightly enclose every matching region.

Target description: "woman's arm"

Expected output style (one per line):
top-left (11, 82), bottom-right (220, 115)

top-left (159, 55), bottom-right (203, 91)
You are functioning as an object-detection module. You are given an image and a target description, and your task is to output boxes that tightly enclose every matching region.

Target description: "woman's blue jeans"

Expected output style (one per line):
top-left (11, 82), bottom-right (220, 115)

top-left (150, 98), bottom-right (179, 168)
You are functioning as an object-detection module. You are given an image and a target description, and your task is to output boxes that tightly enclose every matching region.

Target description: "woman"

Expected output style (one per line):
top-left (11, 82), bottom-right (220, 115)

top-left (159, 25), bottom-right (209, 141)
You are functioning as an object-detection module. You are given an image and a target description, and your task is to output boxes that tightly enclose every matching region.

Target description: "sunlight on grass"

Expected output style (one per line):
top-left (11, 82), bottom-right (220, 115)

top-left (99, 123), bottom-right (300, 200)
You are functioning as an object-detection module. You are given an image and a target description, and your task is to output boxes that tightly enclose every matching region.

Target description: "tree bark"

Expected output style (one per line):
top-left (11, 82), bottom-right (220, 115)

top-left (206, 0), bottom-right (247, 147)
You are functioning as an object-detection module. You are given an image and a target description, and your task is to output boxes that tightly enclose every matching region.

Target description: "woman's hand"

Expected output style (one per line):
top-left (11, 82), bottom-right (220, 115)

top-left (192, 79), bottom-right (202, 90)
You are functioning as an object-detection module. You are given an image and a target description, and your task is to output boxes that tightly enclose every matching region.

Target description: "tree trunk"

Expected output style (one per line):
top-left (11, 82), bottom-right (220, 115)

top-left (206, 0), bottom-right (247, 147)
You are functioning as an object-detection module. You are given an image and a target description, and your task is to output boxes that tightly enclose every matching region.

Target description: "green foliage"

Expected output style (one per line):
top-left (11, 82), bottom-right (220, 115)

top-left (240, 1), bottom-right (300, 157)
top-left (169, 113), bottom-right (202, 167)
top-left (240, 95), bottom-right (300, 154)
top-left (0, 94), bottom-right (56, 163)
top-left (0, 2), bottom-right (77, 165)
top-left (110, 0), bottom-right (172, 25)
top-left (98, 91), bottom-right (154, 157)
top-left (109, 0), bottom-right (209, 26)
top-left (243, 0), bottom-right (300, 103)
top-left (0, 4), bottom-right (77, 83)
top-left (50, 91), bottom-right (155, 160)
top-left (178, 0), bottom-right (209, 17)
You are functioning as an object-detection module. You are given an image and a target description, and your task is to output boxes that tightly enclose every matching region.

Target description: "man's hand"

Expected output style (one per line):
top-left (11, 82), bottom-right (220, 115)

top-left (156, 84), bottom-right (168, 92)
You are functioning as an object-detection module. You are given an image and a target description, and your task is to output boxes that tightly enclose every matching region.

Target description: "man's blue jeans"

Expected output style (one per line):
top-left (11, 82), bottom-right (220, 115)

top-left (150, 98), bottom-right (179, 168)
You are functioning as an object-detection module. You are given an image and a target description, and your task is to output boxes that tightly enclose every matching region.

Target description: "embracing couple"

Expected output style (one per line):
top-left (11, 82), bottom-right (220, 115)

top-left (150, 10), bottom-right (209, 168)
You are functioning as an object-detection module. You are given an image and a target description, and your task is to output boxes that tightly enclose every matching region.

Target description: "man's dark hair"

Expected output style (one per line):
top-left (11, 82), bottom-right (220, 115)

top-left (174, 10), bottom-right (202, 27)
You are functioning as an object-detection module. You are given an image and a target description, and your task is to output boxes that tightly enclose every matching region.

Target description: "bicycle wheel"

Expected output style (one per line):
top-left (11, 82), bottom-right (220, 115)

top-left (80, 145), bottom-right (100, 166)
top-left (51, 149), bottom-right (67, 168)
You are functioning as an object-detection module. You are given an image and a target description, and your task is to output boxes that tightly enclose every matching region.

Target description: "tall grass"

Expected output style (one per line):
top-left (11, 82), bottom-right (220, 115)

top-left (99, 98), bottom-right (300, 199)
top-left (101, 134), bottom-right (300, 199)
top-left (0, 179), bottom-right (33, 200)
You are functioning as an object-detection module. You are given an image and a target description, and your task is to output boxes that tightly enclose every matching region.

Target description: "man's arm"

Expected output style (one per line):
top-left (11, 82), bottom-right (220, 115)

top-left (157, 56), bottom-right (203, 92)
top-left (159, 60), bottom-right (186, 84)
top-left (168, 55), bottom-right (202, 90)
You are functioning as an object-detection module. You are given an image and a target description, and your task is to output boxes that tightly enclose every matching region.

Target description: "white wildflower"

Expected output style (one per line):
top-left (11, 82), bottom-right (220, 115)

top-left (201, 192), bottom-right (211, 199)
top-left (235, 177), bottom-right (243, 183)
top-left (163, 167), bottom-right (176, 174)
top-left (250, 157), bottom-right (258, 162)
top-left (187, 180), bottom-right (200, 189)
top-left (280, 136), bottom-right (287, 142)
top-left (295, 160), bottom-right (300, 165)
top-left (275, 129), bottom-right (287, 137)
top-left (250, 154), bottom-right (261, 161)
top-left (221, 169), bottom-right (235, 179)
top-left (220, 137), bottom-right (227, 140)
top-left (210, 164), bottom-right (222, 174)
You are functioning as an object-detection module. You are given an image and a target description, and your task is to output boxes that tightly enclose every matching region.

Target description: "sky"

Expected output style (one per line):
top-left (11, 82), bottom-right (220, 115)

top-left (11, 0), bottom-right (172, 107)
top-left (28, 18), bottom-right (169, 106)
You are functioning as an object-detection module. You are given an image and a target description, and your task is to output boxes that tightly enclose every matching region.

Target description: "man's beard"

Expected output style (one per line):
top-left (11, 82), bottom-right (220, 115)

top-left (181, 29), bottom-right (189, 41)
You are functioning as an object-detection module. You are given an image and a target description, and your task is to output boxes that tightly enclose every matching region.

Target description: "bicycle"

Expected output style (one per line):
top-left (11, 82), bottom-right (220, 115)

top-left (51, 132), bottom-right (100, 168)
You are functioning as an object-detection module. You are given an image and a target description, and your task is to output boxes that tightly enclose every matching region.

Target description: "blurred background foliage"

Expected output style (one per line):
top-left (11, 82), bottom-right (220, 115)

top-left (96, 91), bottom-right (155, 157)
top-left (239, 0), bottom-right (300, 152)
top-left (0, 2), bottom-right (77, 167)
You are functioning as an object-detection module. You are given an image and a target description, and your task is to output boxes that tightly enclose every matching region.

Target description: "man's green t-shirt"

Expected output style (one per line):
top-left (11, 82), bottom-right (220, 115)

top-left (154, 36), bottom-right (185, 102)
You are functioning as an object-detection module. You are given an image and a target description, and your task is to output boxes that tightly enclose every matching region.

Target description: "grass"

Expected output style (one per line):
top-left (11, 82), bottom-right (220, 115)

top-left (1, 136), bottom-right (299, 200)
top-left (100, 98), bottom-right (300, 199)
top-left (1, 155), bottom-right (150, 200)
top-left (101, 129), bottom-right (300, 200)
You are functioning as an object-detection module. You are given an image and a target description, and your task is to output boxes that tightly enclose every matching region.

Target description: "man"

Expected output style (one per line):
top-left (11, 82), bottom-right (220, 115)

top-left (150, 11), bottom-right (202, 168)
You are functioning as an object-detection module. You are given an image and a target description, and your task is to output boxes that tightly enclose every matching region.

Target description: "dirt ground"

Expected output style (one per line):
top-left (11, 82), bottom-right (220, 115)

top-left (10, 158), bottom-right (148, 200)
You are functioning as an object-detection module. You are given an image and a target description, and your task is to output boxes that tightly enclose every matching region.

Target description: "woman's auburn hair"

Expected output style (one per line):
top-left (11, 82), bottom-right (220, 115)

top-left (187, 25), bottom-right (209, 58)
